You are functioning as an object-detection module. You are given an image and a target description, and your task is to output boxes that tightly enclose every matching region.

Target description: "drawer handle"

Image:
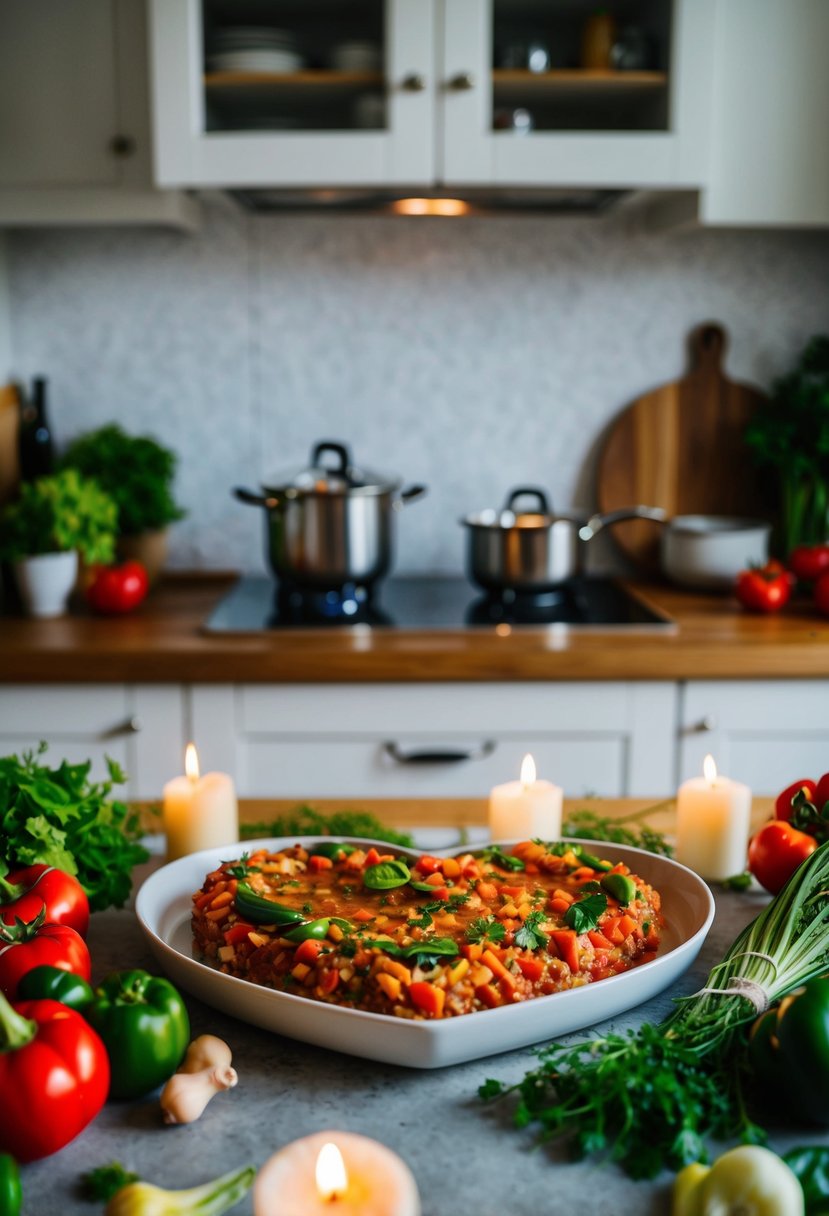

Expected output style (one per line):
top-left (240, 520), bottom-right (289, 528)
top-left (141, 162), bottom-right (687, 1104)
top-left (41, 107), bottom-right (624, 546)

top-left (99, 715), bottom-right (142, 740)
top-left (447, 71), bottom-right (475, 91)
top-left (683, 715), bottom-right (718, 735)
top-left (400, 73), bottom-right (426, 92)
top-left (383, 740), bottom-right (496, 765)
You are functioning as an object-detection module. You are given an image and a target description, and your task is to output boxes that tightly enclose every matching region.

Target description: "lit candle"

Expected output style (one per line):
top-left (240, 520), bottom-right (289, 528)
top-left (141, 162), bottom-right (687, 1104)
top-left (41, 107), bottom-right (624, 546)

top-left (253, 1130), bottom-right (420, 1216)
top-left (162, 743), bottom-right (238, 862)
top-left (488, 753), bottom-right (563, 842)
top-left (675, 754), bottom-right (752, 880)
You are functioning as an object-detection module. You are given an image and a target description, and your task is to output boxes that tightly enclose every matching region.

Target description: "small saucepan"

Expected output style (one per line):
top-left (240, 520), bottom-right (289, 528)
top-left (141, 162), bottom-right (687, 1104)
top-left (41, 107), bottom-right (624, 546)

top-left (461, 488), bottom-right (665, 593)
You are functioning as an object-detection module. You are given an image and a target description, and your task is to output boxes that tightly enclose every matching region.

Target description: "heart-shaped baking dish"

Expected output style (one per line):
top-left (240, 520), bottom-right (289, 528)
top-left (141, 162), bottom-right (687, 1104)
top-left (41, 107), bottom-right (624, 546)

top-left (136, 836), bottom-right (714, 1069)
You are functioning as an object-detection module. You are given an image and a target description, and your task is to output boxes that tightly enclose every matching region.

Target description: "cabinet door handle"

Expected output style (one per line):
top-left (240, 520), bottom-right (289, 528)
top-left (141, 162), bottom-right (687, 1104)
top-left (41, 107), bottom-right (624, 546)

top-left (110, 134), bottom-right (136, 158)
top-left (99, 715), bottom-right (142, 740)
top-left (383, 740), bottom-right (496, 766)
top-left (683, 715), bottom-right (718, 735)
top-left (447, 71), bottom-right (475, 91)
top-left (400, 73), bottom-right (426, 92)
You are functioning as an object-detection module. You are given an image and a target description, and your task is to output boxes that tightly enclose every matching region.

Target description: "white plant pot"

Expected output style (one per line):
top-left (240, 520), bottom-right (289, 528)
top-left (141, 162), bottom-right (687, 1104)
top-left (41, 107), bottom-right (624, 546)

top-left (13, 550), bottom-right (79, 618)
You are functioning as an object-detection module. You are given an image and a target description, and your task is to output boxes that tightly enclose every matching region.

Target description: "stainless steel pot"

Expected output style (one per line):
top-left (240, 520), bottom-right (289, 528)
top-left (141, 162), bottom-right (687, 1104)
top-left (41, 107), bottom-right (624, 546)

top-left (234, 441), bottom-right (426, 589)
top-left (461, 488), bottom-right (665, 593)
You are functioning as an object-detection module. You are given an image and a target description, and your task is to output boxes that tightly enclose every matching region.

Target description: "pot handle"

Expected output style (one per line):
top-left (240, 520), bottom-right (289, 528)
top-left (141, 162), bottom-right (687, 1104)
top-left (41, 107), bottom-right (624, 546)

top-left (311, 441), bottom-right (351, 476)
top-left (578, 505), bottom-right (668, 541)
top-left (397, 484), bottom-right (428, 506)
top-left (233, 486), bottom-right (280, 509)
top-left (504, 487), bottom-right (551, 515)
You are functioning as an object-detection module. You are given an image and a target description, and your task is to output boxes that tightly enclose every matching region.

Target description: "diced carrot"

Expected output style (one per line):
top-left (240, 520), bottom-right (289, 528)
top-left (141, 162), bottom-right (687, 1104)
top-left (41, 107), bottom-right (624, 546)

top-left (309, 854), bottom-right (333, 872)
top-left (441, 857), bottom-right (461, 879)
top-left (353, 908), bottom-right (375, 922)
top-left (318, 969), bottom-right (340, 995)
top-left (210, 889), bottom-right (234, 910)
top-left (409, 982), bottom-right (445, 1018)
top-left (327, 923), bottom-right (344, 943)
top-left (224, 921), bottom-right (256, 946)
top-left (416, 855), bottom-right (441, 874)
top-left (550, 930), bottom-right (580, 974)
top-left (523, 863), bottom-right (540, 875)
top-left (291, 963), bottom-right (311, 981)
top-left (517, 957), bottom-right (544, 982)
top-left (425, 872), bottom-right (446, 886)
top-left (206, 905), bottom-right (232, 921)
top-left (381, 958), bottom-right (411, 984)
top-left (601, 917), bottom-right (626, 945)
top-left (475, 983), bottom-right (502, 1009)
top-left (553, 888), bottom-right (575, 906)
top-left (462, 943), bottom-right (483, 962)
top-left (548, 898), bottom-right (573, 916)
top-left (587, 931), bottom-right (614, 951)
top-left (195, 888), bottom-right (219, 910)
top-left (364, 847), bottom-right (382, 867)
top-left (476, 882), bottom-right (498, 902)
top-left (462, 862), bottom-right (481, 879)
top-left (294, 939), bottom-right (325, 966)
top-left (618, 914), bottom-right (639, 939)
top-left (481, 949), bottom-right (516, 990)
top-left (572, 867), bottom-right (598, 882)
top-left (377, 972), bottom-right (402, 1002)
top-left (499, 885), bottom-right (525, 898)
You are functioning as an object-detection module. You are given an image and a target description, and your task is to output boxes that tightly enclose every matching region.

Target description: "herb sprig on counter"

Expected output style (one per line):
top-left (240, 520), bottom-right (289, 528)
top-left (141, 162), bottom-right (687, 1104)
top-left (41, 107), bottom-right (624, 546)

top-left (563, 802), bottom-right (674, 857)
top-left (0, 745), bottom-right (148, 912)
top-left (240, 805), bottom-right (414, 848)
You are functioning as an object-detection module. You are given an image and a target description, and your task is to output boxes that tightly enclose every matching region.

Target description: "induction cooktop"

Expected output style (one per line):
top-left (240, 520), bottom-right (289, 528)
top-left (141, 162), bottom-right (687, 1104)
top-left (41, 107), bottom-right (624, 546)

top-left (202, 576), bottom-right (676, 633)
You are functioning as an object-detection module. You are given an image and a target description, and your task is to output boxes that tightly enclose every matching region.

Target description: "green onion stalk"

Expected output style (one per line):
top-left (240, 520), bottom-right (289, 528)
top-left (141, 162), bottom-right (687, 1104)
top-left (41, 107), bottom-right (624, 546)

top-left (480, 840), bottom-right (829, 1180)
top-left (104, 1166), bottom-right (255, 1216)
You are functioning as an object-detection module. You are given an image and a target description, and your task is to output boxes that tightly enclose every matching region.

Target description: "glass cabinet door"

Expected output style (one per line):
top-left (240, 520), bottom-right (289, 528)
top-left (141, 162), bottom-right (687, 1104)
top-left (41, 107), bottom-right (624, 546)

top-left (441, 0), bottom-right (714, 189)
top-left (151, 0), bottom-right (434, 187)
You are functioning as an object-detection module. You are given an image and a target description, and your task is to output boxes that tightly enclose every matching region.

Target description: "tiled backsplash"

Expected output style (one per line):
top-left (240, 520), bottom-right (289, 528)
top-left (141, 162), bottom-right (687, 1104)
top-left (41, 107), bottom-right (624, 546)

top-left (7, 203), bottom-right (829, 574)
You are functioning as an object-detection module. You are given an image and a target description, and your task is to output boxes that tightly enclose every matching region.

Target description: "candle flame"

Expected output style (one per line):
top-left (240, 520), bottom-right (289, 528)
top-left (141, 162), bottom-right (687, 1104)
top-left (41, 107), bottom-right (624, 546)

top-left (520, 753), bottom-right (536, 787)
top-left (315, 1142), bottom-right (347, 1201)
top-left (185, 743), bottom-right (200, 782)
top-left (703, 754), bottom-right (717, 785)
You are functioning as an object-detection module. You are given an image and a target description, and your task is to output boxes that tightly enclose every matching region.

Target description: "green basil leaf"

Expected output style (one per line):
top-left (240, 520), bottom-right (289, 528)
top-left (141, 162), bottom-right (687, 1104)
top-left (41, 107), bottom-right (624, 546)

top-left (363, 859), bottom-right (412, 890)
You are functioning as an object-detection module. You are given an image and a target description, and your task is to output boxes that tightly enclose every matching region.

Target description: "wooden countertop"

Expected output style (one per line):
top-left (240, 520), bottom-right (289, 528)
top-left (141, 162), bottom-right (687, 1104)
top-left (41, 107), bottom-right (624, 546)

top-left (2, 572), bottom-right (829, 684)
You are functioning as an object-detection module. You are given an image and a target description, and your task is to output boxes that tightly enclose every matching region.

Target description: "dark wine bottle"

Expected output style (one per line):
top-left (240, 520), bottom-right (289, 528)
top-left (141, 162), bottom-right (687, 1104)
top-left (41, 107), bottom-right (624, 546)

top-left (19, 376), bottom-right (54, 480)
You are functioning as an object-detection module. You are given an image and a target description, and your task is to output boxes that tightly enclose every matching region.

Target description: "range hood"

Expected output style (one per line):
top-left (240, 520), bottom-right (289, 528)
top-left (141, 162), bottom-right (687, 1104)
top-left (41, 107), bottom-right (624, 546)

top-left (225, 186), bottom-right (630, 216)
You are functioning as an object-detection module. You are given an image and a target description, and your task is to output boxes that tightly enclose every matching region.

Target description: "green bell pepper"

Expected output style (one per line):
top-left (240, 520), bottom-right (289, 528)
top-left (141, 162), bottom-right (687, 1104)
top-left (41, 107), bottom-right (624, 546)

top-left (86, 970), bottom-right (190, 1101)
top-left (749, 976), bottom-right (829, 1126)
top-left (17, 964), bottom-right (94, 1011)
top-left (284, 917), bottom-right (330, 943)
top-left (308, 841), bottom-right (356, 860)
top-left (0, 1154), bottom-right (21, 1216)
top-left (234, 882), bottom-right (305, 926)
top-left (783, 1147), bottom-right (829, 1215)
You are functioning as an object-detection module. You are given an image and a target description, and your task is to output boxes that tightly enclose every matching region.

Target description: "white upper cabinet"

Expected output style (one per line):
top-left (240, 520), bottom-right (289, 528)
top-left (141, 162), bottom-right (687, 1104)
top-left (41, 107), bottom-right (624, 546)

top-left (0, 0), bottom-right (197, 228)
top-left (150, 0), bottom-right (436, 187)
top-left (701, 0), bottom-right (829, 227)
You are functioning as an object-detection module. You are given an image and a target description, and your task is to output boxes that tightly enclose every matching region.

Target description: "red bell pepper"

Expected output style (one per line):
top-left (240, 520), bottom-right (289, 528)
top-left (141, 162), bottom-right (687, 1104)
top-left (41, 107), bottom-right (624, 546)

top-left (0, 909), bottom-right (91, 1000)
top-left (0, 864), bottom-right (89, 938)
top-left (0, 990), bottom-right (109, 1162)
top-left (748, 820), bottom-right (818, 895)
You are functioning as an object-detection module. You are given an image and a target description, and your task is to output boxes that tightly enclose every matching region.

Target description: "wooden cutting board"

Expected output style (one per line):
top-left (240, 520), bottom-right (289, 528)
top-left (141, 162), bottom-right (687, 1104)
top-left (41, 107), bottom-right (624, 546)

top-left (597, 323), bottom-right (769, 572)
top-left (0, 382), bottom-right (20, 506)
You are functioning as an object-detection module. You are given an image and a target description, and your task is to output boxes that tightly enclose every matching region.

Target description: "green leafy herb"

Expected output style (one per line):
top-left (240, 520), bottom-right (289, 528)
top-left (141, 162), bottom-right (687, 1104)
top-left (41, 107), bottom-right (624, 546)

top-left (240, 805), bottom-right (414, 848)
top-left (0, 469), bottom-right (117, 564)
top-left (514, 910), bottom-right (548, 951)
top-left (223, 852), bottom-right (260, 880)
top-left (560, 804), bottom-right (674, 858)
top-left (480, 847), bottom-right (525, 872)
top-left (373, 937), bottom-right (459, 967)
top-left (407, 908), bottom-right (435, 930)
top-left (480, 839), bottom-right (829, 1179)
top-left (563, 892), bottom-right (607, 934)
top-left (466, 916), bottom-right (507, 946)
top-left (0, 746), bottom-right (148, 912)
top-left (363, 859), bottom-right (411, 890)
top-left (80, 1161), bottom-right (139, 1202)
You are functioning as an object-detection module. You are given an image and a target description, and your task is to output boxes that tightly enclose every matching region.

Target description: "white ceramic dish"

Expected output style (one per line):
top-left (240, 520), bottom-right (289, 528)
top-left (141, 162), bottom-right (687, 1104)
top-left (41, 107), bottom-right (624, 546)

top-left (136, 837), bottom-right (714, 1069)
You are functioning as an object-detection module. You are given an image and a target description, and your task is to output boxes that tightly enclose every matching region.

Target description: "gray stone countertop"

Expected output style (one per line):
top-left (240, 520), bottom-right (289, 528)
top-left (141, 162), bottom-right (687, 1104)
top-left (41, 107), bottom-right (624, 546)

top-left (20, 850), bottom-right (824, 1216)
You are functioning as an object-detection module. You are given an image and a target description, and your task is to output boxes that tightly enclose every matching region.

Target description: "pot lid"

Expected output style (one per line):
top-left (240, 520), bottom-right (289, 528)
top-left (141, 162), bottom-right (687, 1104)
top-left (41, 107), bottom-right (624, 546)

top-left (263, 441), bottom-right (401, 497)
top-left (462, 487), bottom-right (580, 529)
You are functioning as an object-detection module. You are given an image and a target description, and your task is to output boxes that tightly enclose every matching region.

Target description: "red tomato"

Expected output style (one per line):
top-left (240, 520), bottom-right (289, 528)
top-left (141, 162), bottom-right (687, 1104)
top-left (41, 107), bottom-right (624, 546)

top-left (789, 543), bottom-right (829, 583)
top-left (748, 819), bottom-right (818, 895)
top-left (0, 865), bottom-right (89, 938)
top-left (815, 572), bottom-right (829, 617)
top-left (0, 915), bottom-right (91, 1000)
top-left (0, 995), bottom-right (109, 1161)
top-left (85, 560), bottom-right (149, 615)
top-left (735, 563), bottom-right (792, 613)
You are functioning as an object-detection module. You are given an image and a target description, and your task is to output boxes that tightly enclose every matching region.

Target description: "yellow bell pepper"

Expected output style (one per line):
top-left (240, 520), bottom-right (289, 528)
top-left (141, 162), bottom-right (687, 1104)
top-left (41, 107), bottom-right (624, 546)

top-left (673, 1146), bottom-right (803, 1216)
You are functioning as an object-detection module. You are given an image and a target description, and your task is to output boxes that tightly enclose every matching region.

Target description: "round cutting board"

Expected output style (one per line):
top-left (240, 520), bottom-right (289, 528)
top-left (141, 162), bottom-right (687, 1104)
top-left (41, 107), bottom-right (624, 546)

top-left (597, 323), bottom-right (769, 572)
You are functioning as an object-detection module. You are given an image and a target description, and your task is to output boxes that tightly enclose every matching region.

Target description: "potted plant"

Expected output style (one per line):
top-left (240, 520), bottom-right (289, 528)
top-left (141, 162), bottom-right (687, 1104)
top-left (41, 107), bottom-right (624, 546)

top-left (745, 335), bottom-right (829, 556)
top-left (61, 425), bottom-right (185, 583)
top-left (0, 469), bottom-right (117, 617)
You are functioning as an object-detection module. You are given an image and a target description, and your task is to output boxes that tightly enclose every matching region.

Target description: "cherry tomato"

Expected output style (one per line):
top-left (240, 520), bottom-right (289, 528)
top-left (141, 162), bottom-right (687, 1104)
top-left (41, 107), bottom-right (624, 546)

top-left (735, 562), bottom-right (792, 613)
top-left (815, 571), bottom-right (829, 617)
top-left (0, 914), bottom-right (91, 1000)
top-left (85, 560), bottom-right (149, 615)
top-left (789, 543), bottom-right (829, 583)
top-left (748, 819), bottom-right (818, 895)
top-left (0, 865), bottom-right (89, 938)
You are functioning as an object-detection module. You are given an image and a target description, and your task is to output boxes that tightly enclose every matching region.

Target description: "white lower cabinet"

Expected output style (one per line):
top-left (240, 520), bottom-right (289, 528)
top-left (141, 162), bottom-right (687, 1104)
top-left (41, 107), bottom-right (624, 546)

top-left (190, 682), bottom-right (677, 800)
top-left (679, 681), bottom-right (829, 792)
top-left (0, 685), bottom-right (185, 800)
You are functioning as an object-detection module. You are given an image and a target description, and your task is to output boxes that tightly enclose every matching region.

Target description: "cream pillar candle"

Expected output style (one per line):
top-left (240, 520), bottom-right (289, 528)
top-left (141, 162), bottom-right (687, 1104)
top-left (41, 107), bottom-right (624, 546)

top-left (253, 1130), bottom-right (420, 1216)
top-left (675, 754), bottom-right (752, 880)
top-left (488, 753), bottom-right (563, 842)
top-left (162, 743), bottom-right (238, 862)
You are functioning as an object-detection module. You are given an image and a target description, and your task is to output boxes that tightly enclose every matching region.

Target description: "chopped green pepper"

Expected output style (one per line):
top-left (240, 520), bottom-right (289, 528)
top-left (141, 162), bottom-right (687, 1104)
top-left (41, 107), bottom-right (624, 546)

top-left (234, 882), bottom-right (305, 926)
top-left (0, 1153), bottom-right (22, 1216)
top-left (600, 872), bottom-right (638, 906)
top-left (308, 841), bottom-right (356, 860)
top-left (86, 970), bottom-right (190, 1100)
top-left (17, 964), bottom-right (94, 1011)
top-left (284, 918), bottom-right (330, 943)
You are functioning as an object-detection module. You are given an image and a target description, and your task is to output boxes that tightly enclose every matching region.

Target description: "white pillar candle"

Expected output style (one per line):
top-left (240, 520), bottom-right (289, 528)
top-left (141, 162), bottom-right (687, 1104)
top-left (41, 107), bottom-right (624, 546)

top-left (488, 753), bottom-right (563, 842)
top-left (162, 743), bottom-right (238, 862)
top-left (675, 754), bottom-right (752, 881)
top-left (253, 1130), bottom-right (420, 1216)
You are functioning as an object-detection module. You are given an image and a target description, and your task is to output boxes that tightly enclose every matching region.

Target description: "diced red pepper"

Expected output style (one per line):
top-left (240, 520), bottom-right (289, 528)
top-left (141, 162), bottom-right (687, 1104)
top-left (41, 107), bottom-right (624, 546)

top-left (309, 854), bottom-right (333, 872)
top-left (415, 856), bottom-right (441, 874)
top-left (475, 983), bottom-right (502, 1009)
top-left (517, 957), bottom-right (544, 982)
top-left (550, 929), bottom-right (580, 974)
top-left (409, 982), bottom-right (445, 1018)
top-left (364, 847), bottom-right (382, 867)
top-left (587, 930), bottom-right (614, 951)
top-left (224, 921), bottom-right (256, 945)
top-left (318, 969), bottom-right (340, 995)
top-left (294, 939), bottom-right (325, 966)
